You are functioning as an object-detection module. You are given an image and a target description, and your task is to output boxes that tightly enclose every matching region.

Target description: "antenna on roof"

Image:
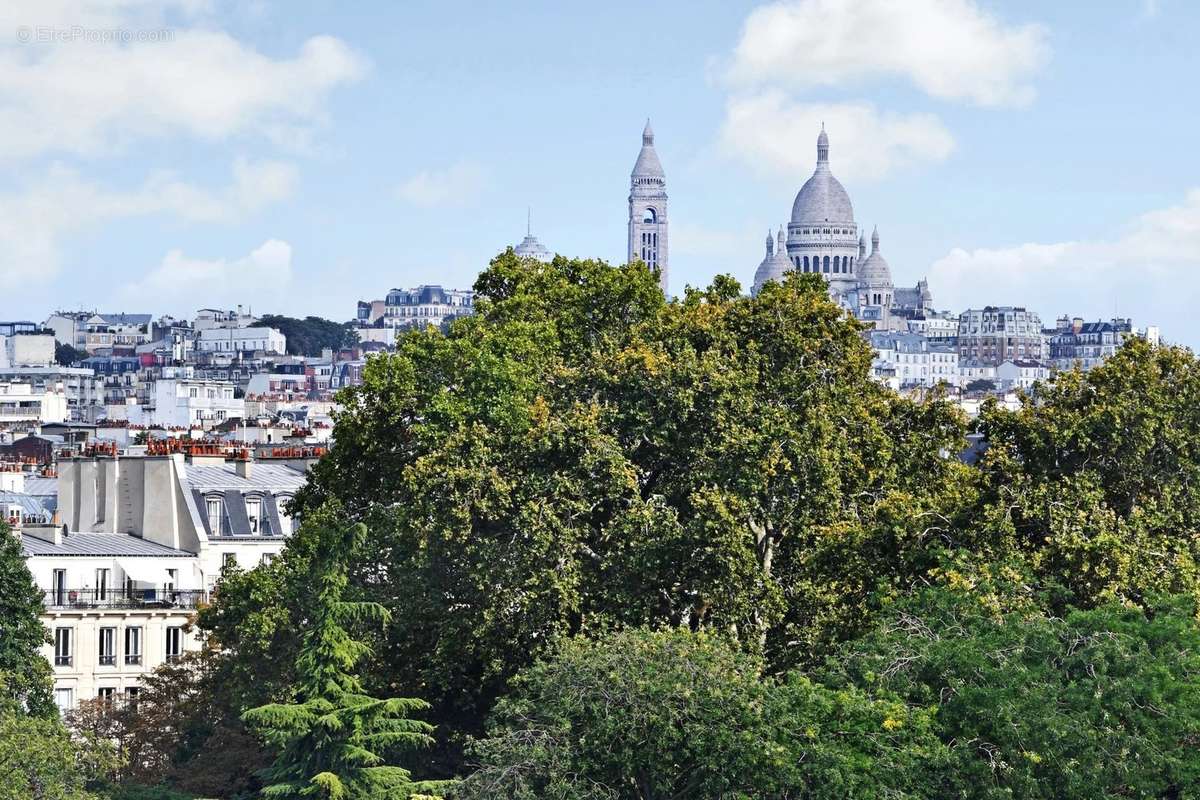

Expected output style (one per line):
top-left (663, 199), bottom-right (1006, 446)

top-left (527, 206), bottom-right (531, 237)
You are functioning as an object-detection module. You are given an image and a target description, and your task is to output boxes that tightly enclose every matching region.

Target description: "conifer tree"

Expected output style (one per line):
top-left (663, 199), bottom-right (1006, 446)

top-left (242, 520), bottom-right (450, 799)
top-left (0, 521), bottom-right (54, 718)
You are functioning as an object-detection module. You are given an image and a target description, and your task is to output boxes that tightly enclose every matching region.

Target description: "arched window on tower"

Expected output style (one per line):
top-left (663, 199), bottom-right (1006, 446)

top-left (643, 208), bottom-right (657, 224)
top-left (823, 256), bottom-right (830, 273)
top-left (803, 256), bottom-right (809, 271)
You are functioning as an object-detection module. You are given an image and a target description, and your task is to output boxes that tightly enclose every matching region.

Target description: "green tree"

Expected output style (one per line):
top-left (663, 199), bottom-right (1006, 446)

top-left (275, 254), bottom-right (968, 736)
top-left (455, 628), bottom-right (948, 800)
top-left (66, 647), bottom-right (268, 799)
top-left (823, 587), bottom-right (1200, 799)
top-left (258, 315), bottom-right (358, 357)
top-left (0, 522), bottom-right (54, 717)
top-left (964, 378), bottom-right (995, 393)
top-left (242, 519), bottom-right (450, 800)
top-left (975, 338), bottom-right (1200, 608)
top-left (0, 701), bottom-right (117, 800)
top-left (54, 342), bottom-right (87, 367)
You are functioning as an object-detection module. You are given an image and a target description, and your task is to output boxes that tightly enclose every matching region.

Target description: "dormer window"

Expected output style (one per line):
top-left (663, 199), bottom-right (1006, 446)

top-left (206, 497), bottom-right (225, 535)
top-left (246, 497), bottom-right (261, 534)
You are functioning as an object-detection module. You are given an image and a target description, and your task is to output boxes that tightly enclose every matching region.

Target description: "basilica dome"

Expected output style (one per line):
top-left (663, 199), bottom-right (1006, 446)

top-left (790, 129), bottom-right (855, 226)
top-left (752, 228), bottom-right (792, 295)
top-left (858, 227), bottom-right (893, 286)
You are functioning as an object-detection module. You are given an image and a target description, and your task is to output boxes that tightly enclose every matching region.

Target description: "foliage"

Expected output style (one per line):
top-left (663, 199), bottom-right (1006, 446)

top-left (964, 378), bottom-right (996, 393)
top-left (0, 522), bottom-right (54, 717)
top-left (258, 315), bottom-right (358, 357)
top-left (823, 587), bottom-right (1200, 799)
top-left (242, 519), bottom-right (450, 799)
top-left (54, 342), bottom-right (87, 367)
top-left (279, 254), bottom-right (969, 741)
top-left (455, 628), bottom-right (948, 800)
top-left (65, 649), bottom-right (268, 799)
top-left (0, 701), bottom-right (118, 800)
top-left (975, 338), bottom-right (1200, 609)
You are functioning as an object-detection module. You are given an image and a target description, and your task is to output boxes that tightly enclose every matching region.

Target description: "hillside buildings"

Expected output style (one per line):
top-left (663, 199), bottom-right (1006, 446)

top-left (956, 307), bottom-right (1045, 366)
top-left (354, 285), bottom-right (475, 344)
top-left (196, 326), bottom-right (287, 355)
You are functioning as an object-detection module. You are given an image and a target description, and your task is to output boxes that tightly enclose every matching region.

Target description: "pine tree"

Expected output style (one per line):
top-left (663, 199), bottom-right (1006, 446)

top-left (0, 521), bottom-right (54, 718)
top-left (242, 520), bottom-right (451, 800)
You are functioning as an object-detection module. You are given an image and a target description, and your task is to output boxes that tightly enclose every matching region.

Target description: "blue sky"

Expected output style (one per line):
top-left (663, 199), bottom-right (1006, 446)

top-left (1, 0), bottom-right (1197, 345)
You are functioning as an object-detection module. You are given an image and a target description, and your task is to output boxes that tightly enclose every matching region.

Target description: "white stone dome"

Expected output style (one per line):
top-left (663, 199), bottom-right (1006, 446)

top-left (752, 228), bottom-right (793, 295)
top-left (790, 129), bottom-right (855, 225)
top-left (858, 227), bottom-right (892, 286)
top-left (514, 233), bottom-right (552, 262)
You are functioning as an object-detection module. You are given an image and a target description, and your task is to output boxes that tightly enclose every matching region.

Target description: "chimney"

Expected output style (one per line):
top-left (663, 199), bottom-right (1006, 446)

top-left (234, 449), bottom-right (252, 480)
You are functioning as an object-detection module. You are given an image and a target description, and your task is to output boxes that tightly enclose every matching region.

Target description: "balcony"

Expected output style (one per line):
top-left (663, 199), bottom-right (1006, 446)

top-left (43, 588), bottom-right (210, 611)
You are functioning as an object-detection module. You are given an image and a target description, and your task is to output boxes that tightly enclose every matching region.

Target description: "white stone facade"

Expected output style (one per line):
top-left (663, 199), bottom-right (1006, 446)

top-left (196, 327), bottom-right (286, 355)
top-left (136, 378), bottom-right (244, 428)
top-left (0, 382), bottom-right (68, 424)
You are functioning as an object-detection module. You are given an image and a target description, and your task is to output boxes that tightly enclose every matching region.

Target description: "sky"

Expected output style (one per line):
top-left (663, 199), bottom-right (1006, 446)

top-left (0, 0), bottom-right (1197, 346)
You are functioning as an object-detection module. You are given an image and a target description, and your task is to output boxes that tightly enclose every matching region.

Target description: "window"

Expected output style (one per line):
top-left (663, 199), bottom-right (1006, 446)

top-left (97, 687), bottom-right (116, 706)
top-left (261, 552), bottom-right (275, 566)
top-left (99, 627), bottom-right (116, 666)
top-left (246, 497), bottom-right (261, 534)
top-left (189, 387), bottom-right (198, 398)
top-left (206, 497), bottom-right (224, 535)
top-left (125, 626), bottom-right (142, 665)
top-left (166, 627), bottom-right (183, 662)
top-left (52, 568), bottom-right (67, 606)
top-left (223, 552), bottom-right (237, 569)
top-left (95, 568), bottom-right (110, 602)
top-left (54, 628), bottom-right (72, 666)
top-left (54, 688), bottom-right (73, 711)
top-left (277, 497), bottom-right (295, 535)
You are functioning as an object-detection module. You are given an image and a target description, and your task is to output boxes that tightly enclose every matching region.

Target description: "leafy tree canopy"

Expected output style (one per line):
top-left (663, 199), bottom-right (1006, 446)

top-left (455, 627), bottom-right (948, 800)
top-left (0, 701), bottom-right (118, 800)
top-left (823, 587), bottom-right (1200, 799)
top-left (54, 341), bottom-right (87, 367)
top-left (258, 314), bottom-right (358, 357)
top-left (274, 253), bottom-right (969, 732)
top-left (974, 337), bottom-right (1200, 609)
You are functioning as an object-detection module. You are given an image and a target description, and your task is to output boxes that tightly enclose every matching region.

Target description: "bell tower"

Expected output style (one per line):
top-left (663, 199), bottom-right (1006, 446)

top-left (627, 119), bottom-right (669, 293)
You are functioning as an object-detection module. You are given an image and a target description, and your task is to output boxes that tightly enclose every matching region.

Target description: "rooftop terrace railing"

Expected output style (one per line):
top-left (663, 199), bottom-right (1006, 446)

top-left (42, 587), bottom-right (209, 611)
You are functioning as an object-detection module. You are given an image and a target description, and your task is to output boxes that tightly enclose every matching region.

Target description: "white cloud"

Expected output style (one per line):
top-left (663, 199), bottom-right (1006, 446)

top-left (395, 161), bottom-right (488, 209)
top-left (719, 92), bottom-right (955, 182)
top-left (0, 158), bottom-right (297, 288)
top-left (726, 0), bottom-right (1049, 107)
top-left (0, 4), bottom-right (367, 159)
top-left (126, 239), bottom-right (293, 308)
top-left (928, 190), bottom-right (1200, 344)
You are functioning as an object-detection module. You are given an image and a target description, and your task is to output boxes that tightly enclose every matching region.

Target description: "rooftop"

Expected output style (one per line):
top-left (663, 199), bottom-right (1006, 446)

top-left (20, 532), bottom-right (194, 557)
top-left (184, 461), bottom-right (307, 492)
